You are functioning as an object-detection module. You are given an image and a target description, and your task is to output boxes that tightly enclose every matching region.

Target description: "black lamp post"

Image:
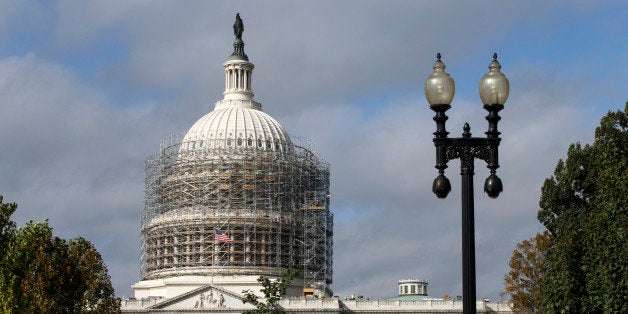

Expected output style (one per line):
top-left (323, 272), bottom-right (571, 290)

top-left (424, 53), bottom-right (509, 314)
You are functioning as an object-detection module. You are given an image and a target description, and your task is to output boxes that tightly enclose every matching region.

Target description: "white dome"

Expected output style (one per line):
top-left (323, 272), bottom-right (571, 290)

top-left (181, 105), bottom-right (292, 153)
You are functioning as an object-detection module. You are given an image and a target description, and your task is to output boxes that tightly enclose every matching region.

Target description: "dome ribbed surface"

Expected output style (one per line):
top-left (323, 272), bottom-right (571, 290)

top-left (181, 106), bottom-right (292, 153)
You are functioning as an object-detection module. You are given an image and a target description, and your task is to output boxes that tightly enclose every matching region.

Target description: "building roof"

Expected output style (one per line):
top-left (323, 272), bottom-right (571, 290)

top-left (386, 295), bottom-right (435, 301)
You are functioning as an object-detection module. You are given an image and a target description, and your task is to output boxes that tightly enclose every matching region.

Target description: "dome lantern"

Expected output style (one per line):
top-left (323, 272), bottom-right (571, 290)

top-left (223, 13), bottom-right (255, 102)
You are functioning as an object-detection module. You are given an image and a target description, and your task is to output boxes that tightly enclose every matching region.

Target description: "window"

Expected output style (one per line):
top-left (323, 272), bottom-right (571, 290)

top-left (227, 139), bottom-right (232, 146)
top-left (257, 139), bottom-right (262, 147)
top-left (237, 138), bottom-right (243, 146)
top-left (247, 138), bottom-right (253, 146)
top-left (411, 285), bottom-right (416, 294)
top-left (404, 285), bottom-right (408, 294)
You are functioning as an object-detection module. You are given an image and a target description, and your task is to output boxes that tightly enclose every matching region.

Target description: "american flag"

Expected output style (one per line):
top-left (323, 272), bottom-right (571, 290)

top-left (214, 229), bottom-right (233, 242)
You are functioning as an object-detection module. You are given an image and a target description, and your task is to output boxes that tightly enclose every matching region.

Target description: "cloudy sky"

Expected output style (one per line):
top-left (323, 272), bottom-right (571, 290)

top-left (0, 0), bottom-right (626, 301)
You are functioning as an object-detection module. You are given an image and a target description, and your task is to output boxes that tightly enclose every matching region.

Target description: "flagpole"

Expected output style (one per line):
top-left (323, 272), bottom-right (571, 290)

top-left (212, 228), bottom-right (215, 284)
top-left (212, 229), bottom-right (232, 285)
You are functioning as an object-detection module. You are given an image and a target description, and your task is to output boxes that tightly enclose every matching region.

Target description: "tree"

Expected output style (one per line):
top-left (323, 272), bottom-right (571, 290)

top-left (501, 231), bottom-right (550, 313)
top-left (0, 196), bottom-right (16, 258)
top-left (241, 268), bottom-right (300, 314)
top-left (536, 103), bottom-right (628, 312)
top-left (0, 195), bottom-right (120, 312)
top-left (68, 237), bottom-right (120, 311)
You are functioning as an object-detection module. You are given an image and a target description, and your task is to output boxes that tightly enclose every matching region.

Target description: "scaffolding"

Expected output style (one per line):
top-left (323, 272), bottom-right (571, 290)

top-left (140, 136), bottom-right (333, 289)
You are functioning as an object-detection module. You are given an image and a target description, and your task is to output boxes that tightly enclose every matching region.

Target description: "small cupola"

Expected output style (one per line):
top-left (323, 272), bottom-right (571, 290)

top-left (398, 279), bottom-right (428, 296)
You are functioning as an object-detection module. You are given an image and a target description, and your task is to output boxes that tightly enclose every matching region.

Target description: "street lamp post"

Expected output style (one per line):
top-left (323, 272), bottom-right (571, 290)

top-left (424, 53), bottom-right (509, 314)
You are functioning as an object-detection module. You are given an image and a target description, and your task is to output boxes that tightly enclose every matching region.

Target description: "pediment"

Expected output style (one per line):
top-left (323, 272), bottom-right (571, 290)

top-left (147, 284), bottom-right (254, 311)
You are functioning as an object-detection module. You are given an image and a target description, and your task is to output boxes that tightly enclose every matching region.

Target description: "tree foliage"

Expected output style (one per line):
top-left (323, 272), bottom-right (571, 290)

top-left (0, 195), bottom-right (120, 313)
top-left (535, 103), bottom-right (628, 312)
top-left (0, 196), bottom-right (16, 259)
top-left (502, 231), bottom-right (550, 313)
top-left (241, 268), bottom-right (299, 314)
top-left (68, 237), bottom-right (120, 311)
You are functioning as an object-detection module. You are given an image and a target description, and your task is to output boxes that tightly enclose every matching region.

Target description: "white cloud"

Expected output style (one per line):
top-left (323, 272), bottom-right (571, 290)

top-left (0, 54), bottom-right (171, 296)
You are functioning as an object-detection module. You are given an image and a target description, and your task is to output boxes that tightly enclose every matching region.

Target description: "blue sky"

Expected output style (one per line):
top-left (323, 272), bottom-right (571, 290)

top-left (0, 0), bottom-right (626, 301)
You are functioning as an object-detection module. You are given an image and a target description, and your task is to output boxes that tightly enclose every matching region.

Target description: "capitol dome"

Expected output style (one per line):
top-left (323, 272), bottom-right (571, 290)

top-left (181, 104), bottom-right (292, 154)
top-left (137, 14), bottom-right (332, 300)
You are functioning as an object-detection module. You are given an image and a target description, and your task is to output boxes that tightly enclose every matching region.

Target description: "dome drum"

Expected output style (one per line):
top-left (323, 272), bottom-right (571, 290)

top-left (141, 217), bottom-right (299, 280)
top-left (142, 140), bottom-right (332, 285)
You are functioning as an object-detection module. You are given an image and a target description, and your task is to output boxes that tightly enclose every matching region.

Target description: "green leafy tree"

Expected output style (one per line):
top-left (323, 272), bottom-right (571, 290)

top-left (68, 237), bottom-right (120, 311)
top-left (0, 196), bottom-right (120, 313)
top-left (536, 103), bottom-right (628, 312)
top-left (502, 231), bottom-right (550, 313)
top-left (0, 196), bottom-right (16, 259)
top-left (242, 268), bottom-right (300, 314)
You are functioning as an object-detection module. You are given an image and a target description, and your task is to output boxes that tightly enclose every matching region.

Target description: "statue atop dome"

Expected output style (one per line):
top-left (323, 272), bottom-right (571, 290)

top-left (230, 13), bottom-right (248, 61)
top-left (234, 13), bottom-right (244, 40)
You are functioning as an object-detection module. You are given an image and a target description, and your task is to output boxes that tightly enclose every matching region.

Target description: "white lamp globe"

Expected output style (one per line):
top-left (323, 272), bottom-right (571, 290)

top-left (424, 53), bottom-right (455, 106)
top-left (479, 53), bottom-right (509, 105)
